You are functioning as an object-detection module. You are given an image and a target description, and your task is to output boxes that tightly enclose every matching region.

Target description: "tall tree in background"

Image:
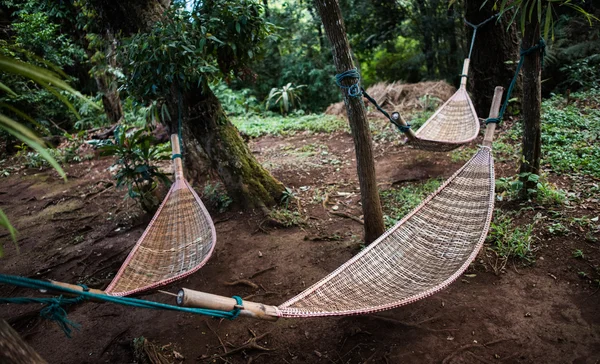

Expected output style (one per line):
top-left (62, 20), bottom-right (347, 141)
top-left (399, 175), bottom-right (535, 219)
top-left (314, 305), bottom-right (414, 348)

top-left (315, 0), bottom-right (385, 244)
top-left (484, 0), bottom-right (598, 196)
top-left (464, 1), bottom-right (520, 116)
top-left (81, 0), bottom-right (284, 209)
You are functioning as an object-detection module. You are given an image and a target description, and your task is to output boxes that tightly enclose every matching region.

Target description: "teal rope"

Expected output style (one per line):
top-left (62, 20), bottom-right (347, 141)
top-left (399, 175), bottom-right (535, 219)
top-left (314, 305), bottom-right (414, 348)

top-left (485, 38), bottom-right (546, 125)
top-left (1, 296), bottom-right (85, 337)
top-left (0, 274), bottom-right (244, 337)
top-left (171, 153), bottom-right (182, 160)
top-left (465, 14), bottom-right (499, 59)
top-left (335, 68), bottom-right (362, 98)
top-left (335, 69), bottom-right (411, 132)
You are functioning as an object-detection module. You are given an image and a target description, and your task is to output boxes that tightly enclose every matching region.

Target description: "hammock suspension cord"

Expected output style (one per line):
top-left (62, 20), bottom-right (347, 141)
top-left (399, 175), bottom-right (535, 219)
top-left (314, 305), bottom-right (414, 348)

top-left (0, 274), bottom-right (243, 337)
top-left (464, 13), bottom-right (499, 59)
top-left (335, 69), bottom-right (411, 132)
top-left (485, 38), bottom-right (546, 125)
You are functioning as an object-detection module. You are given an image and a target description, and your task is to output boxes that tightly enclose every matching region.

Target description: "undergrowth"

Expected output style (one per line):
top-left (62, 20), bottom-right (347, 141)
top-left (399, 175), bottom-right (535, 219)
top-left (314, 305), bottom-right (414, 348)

top-left (380, 179), bottom-right (442, 228)
top-left (232, 113), bottom-right (346, 137)
top-left (486, 212), bottom-right (537, 272)
top-left (542, 89), bottom-right (600, 177)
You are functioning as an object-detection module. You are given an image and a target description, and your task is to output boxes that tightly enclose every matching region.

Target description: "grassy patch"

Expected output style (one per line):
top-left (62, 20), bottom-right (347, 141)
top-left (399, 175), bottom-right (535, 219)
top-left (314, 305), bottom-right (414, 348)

top-left (268, 208), bottom-right (304, 227)
top-left (495, 174), bottom-right (567, 206)
top-left (541, 89), bottom-right (600, 177)
top-left (380, 179), bottom-right (442, 228)
top-left (232, 114), bottom-right (347, 137)
top-left (486, 213), bottom-right (536, 271)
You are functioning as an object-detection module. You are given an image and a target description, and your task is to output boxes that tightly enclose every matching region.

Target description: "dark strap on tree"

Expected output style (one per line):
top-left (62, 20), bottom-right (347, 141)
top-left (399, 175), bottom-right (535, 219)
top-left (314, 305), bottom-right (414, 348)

top-left (335, 69), bottom-right (410, 132)
top-left (485, 38), bottom-right (546, 125)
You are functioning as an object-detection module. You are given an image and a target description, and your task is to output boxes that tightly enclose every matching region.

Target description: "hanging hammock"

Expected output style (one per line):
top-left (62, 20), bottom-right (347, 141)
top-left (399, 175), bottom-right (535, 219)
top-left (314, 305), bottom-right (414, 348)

top-left (392, 58), bottom-right (479, 152)
top-left (0, 88), bottom-right (503, 325)
top-left (104, 134), bottom-right (216, 296)
top-left (175, 87), bottom-right (504, 320)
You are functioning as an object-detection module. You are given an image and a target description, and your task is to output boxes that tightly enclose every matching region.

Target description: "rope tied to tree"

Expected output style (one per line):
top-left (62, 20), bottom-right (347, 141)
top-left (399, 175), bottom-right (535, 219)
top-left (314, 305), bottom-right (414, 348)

top-left (484, 38), bottom-right (546, 125)
top-left (335, 68), bottom-right (362, 98)
top-left (0, 274), bottom-right (245, 337)
top-left (464, 13), bottom-right (500, 59)
top-left (334, 69), bottom-right (410, 132)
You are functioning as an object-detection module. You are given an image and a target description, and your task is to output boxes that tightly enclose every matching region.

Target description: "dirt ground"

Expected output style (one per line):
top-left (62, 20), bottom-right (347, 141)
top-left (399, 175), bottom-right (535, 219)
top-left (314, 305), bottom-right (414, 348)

top-left (1, 124), bottom-right (599, 364)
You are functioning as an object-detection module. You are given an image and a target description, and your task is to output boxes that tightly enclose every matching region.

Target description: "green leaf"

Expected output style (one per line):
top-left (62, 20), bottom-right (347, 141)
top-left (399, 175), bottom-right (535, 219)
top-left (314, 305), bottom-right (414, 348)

top-left (0, 114), bottom-right (66, 180)
top-left (0, 208), bottom-right (18, 258)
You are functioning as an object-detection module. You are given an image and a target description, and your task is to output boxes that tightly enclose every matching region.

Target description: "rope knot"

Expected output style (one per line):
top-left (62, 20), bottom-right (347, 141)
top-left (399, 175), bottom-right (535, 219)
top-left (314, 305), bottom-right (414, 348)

top-left (39, 296), bottom-right (81, 338)
top-left (335, 69), bottom-right (362, 98)
top-left (229, 296), bottom-right (243, 320)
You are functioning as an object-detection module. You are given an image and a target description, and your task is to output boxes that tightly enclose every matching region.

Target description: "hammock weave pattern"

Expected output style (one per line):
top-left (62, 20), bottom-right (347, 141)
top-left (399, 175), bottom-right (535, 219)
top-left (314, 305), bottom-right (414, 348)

top-left (277, 147), bottom-right (494, 317)
top-left (105, 136), bottom-right (216, 297)
top-left (410, 88), bottom-right (479, 152)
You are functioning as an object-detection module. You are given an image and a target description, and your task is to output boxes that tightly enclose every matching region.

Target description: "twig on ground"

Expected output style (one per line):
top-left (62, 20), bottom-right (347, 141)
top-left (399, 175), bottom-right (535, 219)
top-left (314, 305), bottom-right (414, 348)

top-left (330, 211), bottom-right (364, 224)
top-left (224, 279), bottom-right (259, 290)
top-left (100, 328), bottom-right (128, 356)
top-left (441, 338), bottom-right (517, 364)
top-left (249, 266), bottom-right (277, 279)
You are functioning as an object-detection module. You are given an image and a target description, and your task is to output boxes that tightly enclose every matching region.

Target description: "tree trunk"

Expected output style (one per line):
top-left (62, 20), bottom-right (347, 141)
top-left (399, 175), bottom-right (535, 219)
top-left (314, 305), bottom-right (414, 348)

top-left (314, 0), bottom-right (385, 244)
top-left (95, 30), bottom-right (123, 124)
top-left (465, 1), bottom-right (520, 117)
top-left (519, 19), bottom-right (542, 197)
top-left (175, 82), bottom-right (284, 209)
top-left (84, 0), bottom-right (284, 208)
top-left (0, 320), bottom-right (47, 364)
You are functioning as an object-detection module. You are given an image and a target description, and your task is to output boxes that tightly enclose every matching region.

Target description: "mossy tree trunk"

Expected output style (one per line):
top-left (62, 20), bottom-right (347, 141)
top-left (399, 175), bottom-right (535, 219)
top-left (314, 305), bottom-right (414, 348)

top-left (172, 82), bottom-right (284, 209)
top-left (519, 17), bottom-right (542, 197)
top-left (315, 0), bottom-right (385, 244)
top-left (84, 0), bottom-right (284, 208)
top-left (94, 30), bottom-right (123, 124)
top-left (465, 0), bottom-right (520, 117)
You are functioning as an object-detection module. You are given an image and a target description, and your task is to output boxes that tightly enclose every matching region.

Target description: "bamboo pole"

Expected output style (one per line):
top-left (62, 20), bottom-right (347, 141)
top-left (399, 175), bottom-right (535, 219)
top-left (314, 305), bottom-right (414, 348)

top-left (460, 58), bottom-right (470, 90)
top-left (170, 134), bottom-right (184, 181)
top-left (43, 280), bottom-right (107, 302)
top-left (391, 112), bottom-right (418, 141)
top-left (482, 86), bottom-right (504, 148)
top-left (176, 288), bottom-right (279, 321)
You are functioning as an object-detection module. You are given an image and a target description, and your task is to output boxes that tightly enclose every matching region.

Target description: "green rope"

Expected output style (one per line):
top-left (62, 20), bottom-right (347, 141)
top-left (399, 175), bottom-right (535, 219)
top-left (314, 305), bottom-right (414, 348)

top-left (334, 69), bottom-right (411, 132)
top-left (0, 274), bottom-right (245, 337)
top-left (465, 14), bottom-right (499, 59)
top-left (485, 38), bottom-right (546, 125)
top-left (171, 153), bottom-right (182, 160)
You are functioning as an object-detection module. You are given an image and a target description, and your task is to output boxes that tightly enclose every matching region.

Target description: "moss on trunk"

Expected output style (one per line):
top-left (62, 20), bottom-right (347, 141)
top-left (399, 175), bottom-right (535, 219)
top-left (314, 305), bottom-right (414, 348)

top-left (174, 82), bottom-right (284, 209)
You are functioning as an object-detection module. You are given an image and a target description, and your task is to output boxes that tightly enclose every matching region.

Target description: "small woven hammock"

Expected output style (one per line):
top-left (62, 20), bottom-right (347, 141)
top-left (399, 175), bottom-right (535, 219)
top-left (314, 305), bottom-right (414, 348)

top-left (396, 59), bottom-right (479, 152)
top-left (176, 87), bottom-right (504, 321)
top-left (105, 135), bottom-right (216, 296)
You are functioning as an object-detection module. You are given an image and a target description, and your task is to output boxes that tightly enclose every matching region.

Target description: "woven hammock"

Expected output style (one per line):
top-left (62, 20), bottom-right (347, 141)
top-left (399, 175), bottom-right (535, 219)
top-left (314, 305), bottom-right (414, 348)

top-left (397, 59), bottom-right (479, 152)
top-left (277, 146), bottom-right (493, 316)
top-left (176, 87), bottom-right (504, 321)
top-left (105, 135), bottom-right (216, 296)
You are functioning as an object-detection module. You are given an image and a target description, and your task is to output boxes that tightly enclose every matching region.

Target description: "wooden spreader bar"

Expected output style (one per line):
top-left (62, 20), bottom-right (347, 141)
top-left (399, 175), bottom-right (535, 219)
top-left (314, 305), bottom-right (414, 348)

top-left (176, 288), bottom-right (279, 321)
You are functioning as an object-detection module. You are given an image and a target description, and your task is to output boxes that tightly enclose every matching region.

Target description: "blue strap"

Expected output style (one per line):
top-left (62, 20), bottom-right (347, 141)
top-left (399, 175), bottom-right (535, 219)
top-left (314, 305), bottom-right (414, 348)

top-left (0, 274), bottom-right (245, 337)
